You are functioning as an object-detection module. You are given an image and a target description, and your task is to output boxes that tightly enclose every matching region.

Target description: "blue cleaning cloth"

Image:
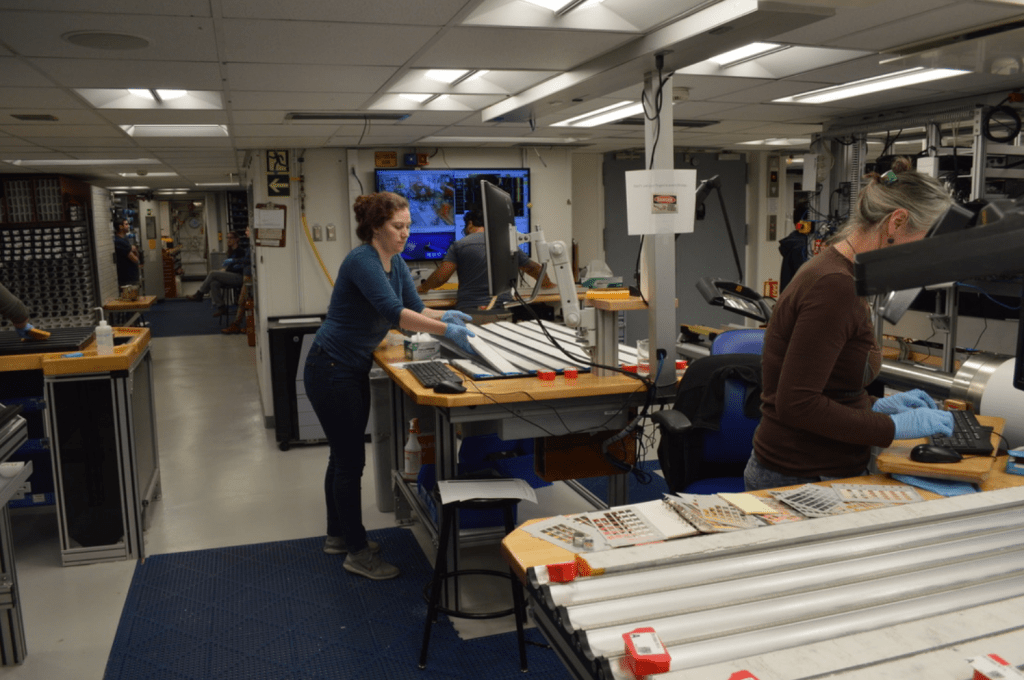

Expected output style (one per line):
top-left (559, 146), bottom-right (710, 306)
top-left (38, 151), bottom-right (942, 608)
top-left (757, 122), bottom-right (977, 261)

top-left (891, 474), bottom-right (977, 497)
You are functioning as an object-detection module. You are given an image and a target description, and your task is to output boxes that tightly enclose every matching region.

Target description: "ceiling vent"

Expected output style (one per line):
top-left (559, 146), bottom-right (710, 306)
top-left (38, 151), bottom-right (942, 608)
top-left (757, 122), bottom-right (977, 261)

top-left (285, 112), bottom-right (410, 122)
top-left (11, 114), bottom-right (59, 121)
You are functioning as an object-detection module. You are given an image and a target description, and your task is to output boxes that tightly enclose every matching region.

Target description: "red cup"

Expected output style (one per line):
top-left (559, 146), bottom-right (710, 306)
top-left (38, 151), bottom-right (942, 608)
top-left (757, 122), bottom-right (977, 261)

top-left (564, 368), bottom-right (578, 381)
top-left (622, 365), bottom-right (637, 373)
top-left (538, 370), bottom-right (556, 381)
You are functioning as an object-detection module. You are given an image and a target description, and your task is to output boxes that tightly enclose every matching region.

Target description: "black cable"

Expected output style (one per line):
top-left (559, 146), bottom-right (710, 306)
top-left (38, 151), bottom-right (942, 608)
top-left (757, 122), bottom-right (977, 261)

top-left (357, 117), bottom-right (370, 146)
top-left (350, 167), bottom-right (364, 194)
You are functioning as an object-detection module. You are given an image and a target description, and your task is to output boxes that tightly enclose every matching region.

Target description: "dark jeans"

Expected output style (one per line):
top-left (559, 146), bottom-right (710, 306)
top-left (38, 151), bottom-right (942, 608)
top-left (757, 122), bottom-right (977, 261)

top-left (743, 454), bottom-right (867, 492)
top-left (303, 342), bottom-right (371, 552)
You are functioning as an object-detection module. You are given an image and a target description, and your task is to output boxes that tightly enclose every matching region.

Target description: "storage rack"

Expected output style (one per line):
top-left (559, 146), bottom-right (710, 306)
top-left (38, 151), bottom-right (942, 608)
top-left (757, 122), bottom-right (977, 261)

top-left (226, 190), bottom-right (249, 234)
top-left (0, 175), bottom-right (98, 330)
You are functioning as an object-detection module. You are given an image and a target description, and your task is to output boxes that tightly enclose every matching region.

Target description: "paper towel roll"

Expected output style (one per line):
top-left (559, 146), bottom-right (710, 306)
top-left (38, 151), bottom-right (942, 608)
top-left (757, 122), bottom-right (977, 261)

top-left (979, 359), bottom-right (1024, 448)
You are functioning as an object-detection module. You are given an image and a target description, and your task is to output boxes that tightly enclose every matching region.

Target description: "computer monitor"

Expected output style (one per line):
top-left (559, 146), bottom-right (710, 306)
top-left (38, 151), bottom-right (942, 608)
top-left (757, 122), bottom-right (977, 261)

top-left (481, 180), bottom-right (521, 299)
top-left (374, 167), bottom-right (531, 261)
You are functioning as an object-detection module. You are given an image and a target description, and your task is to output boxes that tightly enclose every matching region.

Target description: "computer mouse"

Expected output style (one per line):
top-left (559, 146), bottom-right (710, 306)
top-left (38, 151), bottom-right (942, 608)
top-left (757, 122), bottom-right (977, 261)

top-left (433, 380), bottom-right (467, 394)
top-left (910, 444), bottom-right (962, 464)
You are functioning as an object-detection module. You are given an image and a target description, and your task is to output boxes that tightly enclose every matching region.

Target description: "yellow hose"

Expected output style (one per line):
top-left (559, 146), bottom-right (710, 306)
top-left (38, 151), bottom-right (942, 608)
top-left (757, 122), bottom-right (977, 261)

top-left (301, 212), bottom-right (334, 287)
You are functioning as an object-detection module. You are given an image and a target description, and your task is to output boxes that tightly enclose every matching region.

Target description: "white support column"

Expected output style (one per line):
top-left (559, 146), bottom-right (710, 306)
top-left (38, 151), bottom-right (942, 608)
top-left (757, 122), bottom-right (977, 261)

top-left (642, 66), bottom-right (677, 388)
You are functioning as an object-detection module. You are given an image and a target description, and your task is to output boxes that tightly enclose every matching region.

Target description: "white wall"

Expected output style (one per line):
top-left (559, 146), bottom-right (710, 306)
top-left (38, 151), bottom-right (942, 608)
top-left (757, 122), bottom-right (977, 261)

top-left (571, 153), bottom-right (605, 270)
top-left (248, 146), bottom-right (574, 423)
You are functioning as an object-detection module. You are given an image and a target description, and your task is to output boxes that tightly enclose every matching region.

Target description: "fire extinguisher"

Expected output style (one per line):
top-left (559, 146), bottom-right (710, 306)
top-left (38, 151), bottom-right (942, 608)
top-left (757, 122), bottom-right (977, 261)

top-left (245, 298), bottom-right (256, 347)
top-left (762, 279), bottom-right (779, 299)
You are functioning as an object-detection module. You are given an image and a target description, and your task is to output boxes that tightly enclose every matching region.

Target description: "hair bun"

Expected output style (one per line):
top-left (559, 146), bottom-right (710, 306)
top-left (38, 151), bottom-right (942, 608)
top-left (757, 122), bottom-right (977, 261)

top-left (889, 156), bottom-right (912, 174)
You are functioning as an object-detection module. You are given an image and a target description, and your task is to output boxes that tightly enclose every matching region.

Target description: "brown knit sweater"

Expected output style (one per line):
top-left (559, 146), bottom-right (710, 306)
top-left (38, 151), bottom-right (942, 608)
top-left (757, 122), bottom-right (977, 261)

top-left (753, 246), bottom-right (895, 478)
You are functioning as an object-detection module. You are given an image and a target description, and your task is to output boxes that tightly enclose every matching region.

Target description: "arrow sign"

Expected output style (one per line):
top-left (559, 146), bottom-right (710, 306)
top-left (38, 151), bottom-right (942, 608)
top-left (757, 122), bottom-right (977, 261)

top-left (267, 174), bottom-right (290, 196)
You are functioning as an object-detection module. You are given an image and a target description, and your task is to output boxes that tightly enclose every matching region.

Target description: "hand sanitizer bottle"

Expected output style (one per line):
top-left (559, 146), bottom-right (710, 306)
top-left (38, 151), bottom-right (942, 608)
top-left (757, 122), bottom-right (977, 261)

top-left (94, 307), bottom-right (114, 356)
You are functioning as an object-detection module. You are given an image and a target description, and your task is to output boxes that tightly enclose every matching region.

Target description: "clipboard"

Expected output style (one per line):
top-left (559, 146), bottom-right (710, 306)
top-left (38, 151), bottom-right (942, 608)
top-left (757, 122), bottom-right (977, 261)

top-left (254, 203), bottom-right (287, 247)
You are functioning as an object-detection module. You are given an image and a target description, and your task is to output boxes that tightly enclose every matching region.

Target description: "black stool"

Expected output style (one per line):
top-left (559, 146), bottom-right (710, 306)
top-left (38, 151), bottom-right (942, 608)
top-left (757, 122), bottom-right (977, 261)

top-left (418, 493), bottom-right (528, 671)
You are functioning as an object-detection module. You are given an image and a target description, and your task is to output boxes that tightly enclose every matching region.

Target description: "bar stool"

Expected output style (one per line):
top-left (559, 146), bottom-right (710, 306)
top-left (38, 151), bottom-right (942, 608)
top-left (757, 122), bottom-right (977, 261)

top-left (418, 490), bottom-right (528, 671)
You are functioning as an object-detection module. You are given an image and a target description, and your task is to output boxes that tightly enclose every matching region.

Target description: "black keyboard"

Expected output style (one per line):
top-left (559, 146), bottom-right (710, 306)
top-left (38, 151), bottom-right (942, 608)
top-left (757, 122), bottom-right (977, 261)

top-left (929, 409), bottom-right (994, 456)
top-left (406, 360), bottom-right (463, 388)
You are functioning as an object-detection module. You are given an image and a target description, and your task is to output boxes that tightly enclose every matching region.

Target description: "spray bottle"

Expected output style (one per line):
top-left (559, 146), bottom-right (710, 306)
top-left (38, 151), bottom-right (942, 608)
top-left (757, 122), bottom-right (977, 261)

top-left (94, 307), bottom-right (114, 356)
top-left (403, 418), bottom-right (422, 481)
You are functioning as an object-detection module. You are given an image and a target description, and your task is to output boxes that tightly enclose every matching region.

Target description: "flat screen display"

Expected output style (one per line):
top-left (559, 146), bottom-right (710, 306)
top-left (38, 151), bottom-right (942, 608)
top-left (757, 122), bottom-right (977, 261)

top-left (374, 168), bottom-right (530, 261)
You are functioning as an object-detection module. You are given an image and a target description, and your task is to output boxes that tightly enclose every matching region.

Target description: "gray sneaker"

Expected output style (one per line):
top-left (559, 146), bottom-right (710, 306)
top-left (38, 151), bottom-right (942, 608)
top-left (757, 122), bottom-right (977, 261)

top-left (343, 547), bottom-right (400, 580)
top-left (323, 537), bottom-right (380, 555)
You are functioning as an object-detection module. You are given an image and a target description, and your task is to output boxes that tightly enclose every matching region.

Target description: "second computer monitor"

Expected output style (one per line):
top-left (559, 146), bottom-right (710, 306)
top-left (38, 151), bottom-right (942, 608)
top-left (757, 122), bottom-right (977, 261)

top-left (481, 180), bottom-right (521, 299)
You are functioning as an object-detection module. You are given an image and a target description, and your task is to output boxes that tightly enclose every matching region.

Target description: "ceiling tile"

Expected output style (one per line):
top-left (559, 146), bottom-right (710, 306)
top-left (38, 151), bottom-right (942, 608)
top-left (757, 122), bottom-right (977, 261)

top-left (225, 64), bottom-right (396, 94)
top-left (31, 57), bottom-right (223, 90)
top-left (415, 27), bottom-right (636, 71)
top-left (219, 19), bottom-right (438, 67)
top-left (220, 0), bottom-right (469, 25)
top-left (0, 11), bottom-right (219, 60)
top-left (227, 92), bottom-right (371, 111)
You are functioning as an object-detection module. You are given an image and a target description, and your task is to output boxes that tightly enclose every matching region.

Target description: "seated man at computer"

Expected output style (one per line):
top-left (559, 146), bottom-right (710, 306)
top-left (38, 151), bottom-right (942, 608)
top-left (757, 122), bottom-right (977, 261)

top-left (417, 210), bottom-right (554, 316)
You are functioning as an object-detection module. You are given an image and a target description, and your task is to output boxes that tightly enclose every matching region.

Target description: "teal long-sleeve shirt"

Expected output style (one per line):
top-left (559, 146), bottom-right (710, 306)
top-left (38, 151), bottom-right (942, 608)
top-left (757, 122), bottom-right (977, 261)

top-left (313, 244), bottom-right (424, 374)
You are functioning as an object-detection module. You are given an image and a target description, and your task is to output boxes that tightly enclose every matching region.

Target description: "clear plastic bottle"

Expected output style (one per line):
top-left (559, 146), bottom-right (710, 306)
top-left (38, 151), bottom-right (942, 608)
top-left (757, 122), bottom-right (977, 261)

top-left (94, 308), bottom-right (114, 356)
top-left (403, 418), bottom-right (422, 481)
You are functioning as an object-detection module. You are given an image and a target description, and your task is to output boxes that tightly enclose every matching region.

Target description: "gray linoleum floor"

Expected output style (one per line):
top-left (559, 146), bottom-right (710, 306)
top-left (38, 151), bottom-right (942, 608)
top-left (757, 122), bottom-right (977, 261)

top-left (6, 333), bottom-right (399, 679)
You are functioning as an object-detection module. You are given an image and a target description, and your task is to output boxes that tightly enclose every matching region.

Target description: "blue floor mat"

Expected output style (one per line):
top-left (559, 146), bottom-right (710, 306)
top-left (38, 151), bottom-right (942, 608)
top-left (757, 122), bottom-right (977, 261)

top-left (574, 458), bottom-right (669, 505)
top-left (140, 298), bottom-right (234, 337)
top-left (105, 528), bottom-right (566, 680)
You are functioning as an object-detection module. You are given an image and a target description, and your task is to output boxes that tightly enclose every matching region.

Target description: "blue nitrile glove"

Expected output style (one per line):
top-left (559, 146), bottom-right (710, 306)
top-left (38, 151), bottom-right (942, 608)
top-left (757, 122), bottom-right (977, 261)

top-left (441, 310), bottom-right (472, 326)
top-left (15, 322), bottom-right (33, 339)
top-left (223, 258), bottom-right (234, 267)
top-left (872, 388), bottom-right (938, 415)
top-left (891, 409), bottom-right (954, 440)
top-left (444, 323), bottom-right (476, 355)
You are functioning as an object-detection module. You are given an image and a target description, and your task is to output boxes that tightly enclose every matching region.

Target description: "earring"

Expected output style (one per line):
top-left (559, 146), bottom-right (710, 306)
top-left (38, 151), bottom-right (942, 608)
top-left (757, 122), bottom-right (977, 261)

top-left (887, 237), bottom-right (895, 244)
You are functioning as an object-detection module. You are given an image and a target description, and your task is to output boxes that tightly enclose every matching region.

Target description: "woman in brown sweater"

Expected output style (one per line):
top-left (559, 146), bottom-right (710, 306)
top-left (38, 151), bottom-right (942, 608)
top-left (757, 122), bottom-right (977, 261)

top-left (746, 158), bottom-right (956, 491)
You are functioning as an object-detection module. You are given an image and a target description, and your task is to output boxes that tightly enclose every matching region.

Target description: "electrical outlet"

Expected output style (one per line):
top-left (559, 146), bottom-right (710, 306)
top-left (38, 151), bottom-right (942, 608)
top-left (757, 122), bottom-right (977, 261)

top-left (325, 224), bottom-right (336, 241)
top-left (767, 215), bottom-right (777, 241)
top-left (312, 224), bottom-right (322, 241)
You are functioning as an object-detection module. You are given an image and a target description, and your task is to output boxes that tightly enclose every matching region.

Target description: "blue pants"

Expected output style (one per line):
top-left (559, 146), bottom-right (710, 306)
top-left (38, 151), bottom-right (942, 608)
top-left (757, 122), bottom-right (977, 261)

top-left (743, 455), bottom-right (867, 492)
top-left (303, 342), bottom-right (371, 552)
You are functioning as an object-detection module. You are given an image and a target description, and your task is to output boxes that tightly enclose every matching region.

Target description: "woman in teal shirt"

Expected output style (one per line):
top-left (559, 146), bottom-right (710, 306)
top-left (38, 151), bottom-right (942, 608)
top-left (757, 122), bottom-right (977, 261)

top-left (304, 191), bottom-right (473, 580)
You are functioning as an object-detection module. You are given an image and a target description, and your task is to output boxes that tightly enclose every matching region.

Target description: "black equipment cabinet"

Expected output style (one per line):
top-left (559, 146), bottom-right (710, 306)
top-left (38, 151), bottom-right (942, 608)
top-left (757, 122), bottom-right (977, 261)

top-left (267, 316), bottom-right (326, 451)
top-left (44, 346), bottom-right (160, 565)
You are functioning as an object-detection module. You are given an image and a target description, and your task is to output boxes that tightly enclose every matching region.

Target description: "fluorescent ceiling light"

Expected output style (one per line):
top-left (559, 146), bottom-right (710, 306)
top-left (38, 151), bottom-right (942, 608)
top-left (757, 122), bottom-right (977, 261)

top-left (107, 186), bottom-right (151, 191)
top-left (775, 67), bottom-right (969, 104)
top-left (399, 93), bottom-right (432, 103)
top-left (425, 69), bottom-right (469, 84)
top-left (5, 158), bottom-right (161, 166)
top-left (554, 101), bottom-right (645, 128)
top-left (127, 88), bottom-right (188, 102)
top-left (467, 70), bottom-right (489, 81)
top-left (121, 124), bottom-right (228, 137)
top-left (521, 0), bottom-right (602, 14)
top-left (739, 138), bottom-right (811, 146)
top-left (552, 101), bottom-right (633, 127)
top-left (575, 102), bottom-right (644, 127)
top-left (418, 136), bottom-right (583, 144)
top-left (710, 42), bottom-right (782, 67)
top-left (118, 172), bottom-right (177, 177)
top-left (195, 182), bottom-right (241, 186)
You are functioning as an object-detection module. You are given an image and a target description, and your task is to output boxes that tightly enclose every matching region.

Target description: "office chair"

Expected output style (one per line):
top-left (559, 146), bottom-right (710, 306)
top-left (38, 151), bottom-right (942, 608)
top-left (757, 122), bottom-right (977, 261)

top-left (652, 329), bottom-right (765, 495)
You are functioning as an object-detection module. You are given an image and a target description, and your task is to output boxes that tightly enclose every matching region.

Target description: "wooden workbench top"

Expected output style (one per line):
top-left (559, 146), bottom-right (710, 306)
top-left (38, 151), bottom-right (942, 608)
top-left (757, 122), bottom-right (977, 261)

top-left (0, 327), bottom-right (151, 374)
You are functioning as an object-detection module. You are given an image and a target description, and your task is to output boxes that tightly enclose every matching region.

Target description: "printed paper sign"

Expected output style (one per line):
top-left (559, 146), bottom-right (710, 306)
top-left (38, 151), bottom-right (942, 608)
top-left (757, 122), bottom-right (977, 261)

top-left (625, 169), bottom-right (697, 235)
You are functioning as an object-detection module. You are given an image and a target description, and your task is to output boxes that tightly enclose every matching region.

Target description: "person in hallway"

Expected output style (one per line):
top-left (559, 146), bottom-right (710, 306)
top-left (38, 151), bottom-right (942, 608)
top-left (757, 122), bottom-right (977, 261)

top-left (745, 157), bottom-right (955, 492)
top-left (1, 282), bottom-right (49, 340)
top-left (222, 228), bottom-right (253, 335)
top-left (303, 191), bottom-right (474, 581)
top-left (113, 218), bottom-right (140, 287)
top-left (417, 209), bottom-right (554, 314)
top-left (187, 230), bottom-right (247, 317)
